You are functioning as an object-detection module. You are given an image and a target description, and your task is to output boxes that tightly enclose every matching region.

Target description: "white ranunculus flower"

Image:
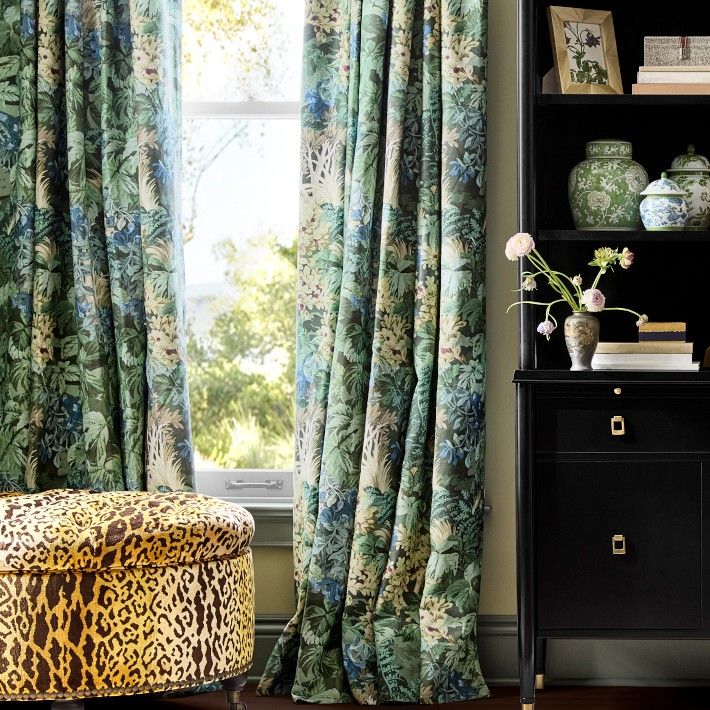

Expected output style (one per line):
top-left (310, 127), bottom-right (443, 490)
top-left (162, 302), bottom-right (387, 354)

top-left (505, 232), bottom-right (535, 261)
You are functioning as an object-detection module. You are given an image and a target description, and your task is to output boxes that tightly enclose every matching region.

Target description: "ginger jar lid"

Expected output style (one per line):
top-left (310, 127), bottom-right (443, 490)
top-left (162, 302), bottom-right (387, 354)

top-left (640, 172), bottom-right (687, 197)
top-left (669, 144), bottom-right (710, 173)
top-left (585, 139), bottom-right (632, 160)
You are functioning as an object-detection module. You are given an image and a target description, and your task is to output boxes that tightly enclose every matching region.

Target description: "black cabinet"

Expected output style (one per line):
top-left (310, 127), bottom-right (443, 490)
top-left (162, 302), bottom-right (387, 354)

top-left (537, 459), bottom-right (701, 631)
top-left (515, 374), bottom-right (710, 709)
top-left (515, 1), bottom-right (710, 706)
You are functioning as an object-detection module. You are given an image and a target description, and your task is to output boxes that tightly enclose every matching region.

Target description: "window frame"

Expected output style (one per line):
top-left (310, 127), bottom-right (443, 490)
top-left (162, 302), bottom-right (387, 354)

top-left (182, 101), bottom-right (300, 504)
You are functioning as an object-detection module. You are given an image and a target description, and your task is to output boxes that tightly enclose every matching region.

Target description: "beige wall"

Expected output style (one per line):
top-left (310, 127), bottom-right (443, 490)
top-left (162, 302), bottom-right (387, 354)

top-left (254, 0), bottom-right (519, 619)
top-left (480, 0), bottom-right (518, 616)
top-left (253, 548), bottom-right (295, 616)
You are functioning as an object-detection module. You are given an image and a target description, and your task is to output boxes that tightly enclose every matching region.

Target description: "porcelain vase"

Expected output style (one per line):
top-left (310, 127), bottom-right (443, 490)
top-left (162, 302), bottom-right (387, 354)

top-left (568, 140), bottom-right (648, 230)
top-left (640, 172), bottom-right (689, 231)
top-left (667, 145), bottom-right (710, 231)
top-left (564, 313), bottom-right (600, 371)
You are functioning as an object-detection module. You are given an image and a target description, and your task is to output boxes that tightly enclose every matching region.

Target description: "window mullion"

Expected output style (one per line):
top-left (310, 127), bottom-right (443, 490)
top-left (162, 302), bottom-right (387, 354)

top-left (183, 101), bottom-right (300, 119)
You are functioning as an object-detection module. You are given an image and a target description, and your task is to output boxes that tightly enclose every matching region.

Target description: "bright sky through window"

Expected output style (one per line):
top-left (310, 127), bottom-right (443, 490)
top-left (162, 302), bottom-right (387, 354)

top-left (182, 1), bottom-right (302, 471)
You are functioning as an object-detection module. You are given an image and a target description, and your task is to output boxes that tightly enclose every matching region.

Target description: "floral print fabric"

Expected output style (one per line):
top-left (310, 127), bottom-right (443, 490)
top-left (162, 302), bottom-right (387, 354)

top-left (258, 0), bottom-right (489, 703)
top-left (0, 0), bottom-right (193, 493)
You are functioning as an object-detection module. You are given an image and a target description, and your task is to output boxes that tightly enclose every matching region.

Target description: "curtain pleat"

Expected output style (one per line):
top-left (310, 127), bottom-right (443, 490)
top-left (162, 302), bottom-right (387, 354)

top-left (260, 0), bottom-right (489, 703)
top-left (0, 0), bottom-right (192, 493)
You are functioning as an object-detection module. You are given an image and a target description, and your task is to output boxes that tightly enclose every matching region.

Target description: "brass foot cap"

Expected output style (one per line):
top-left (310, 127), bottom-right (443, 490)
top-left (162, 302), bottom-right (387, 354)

top-left (522, 705), bottom-right (535, 710)
top-left (535, 673), bottom-right (545, 690)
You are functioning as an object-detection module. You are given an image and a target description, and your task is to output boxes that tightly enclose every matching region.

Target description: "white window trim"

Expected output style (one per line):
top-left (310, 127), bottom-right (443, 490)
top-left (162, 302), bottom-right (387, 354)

top-left (183, 101), bottom-right (300, 119)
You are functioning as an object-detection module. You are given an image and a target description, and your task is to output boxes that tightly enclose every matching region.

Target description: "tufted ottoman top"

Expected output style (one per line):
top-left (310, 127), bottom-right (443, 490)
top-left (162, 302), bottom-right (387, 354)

top-left (0, 489), bottom-right (254, 573)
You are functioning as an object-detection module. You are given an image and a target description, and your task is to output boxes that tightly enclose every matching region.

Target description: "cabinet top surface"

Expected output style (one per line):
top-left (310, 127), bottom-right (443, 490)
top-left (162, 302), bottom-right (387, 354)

top-left (513, 370), bottom-right (710, 385)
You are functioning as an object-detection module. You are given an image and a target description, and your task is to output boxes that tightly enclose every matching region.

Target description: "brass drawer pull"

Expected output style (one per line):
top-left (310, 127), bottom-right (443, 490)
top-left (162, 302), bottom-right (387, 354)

top-left (610, 415), bottom-right (625, 436)
top-left (612, 534), bottom-right (626, 556)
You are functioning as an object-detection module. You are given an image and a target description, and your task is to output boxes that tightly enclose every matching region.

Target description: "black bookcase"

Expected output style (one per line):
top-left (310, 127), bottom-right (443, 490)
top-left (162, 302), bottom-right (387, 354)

top-left (515, 2), bottom-right (710, 708)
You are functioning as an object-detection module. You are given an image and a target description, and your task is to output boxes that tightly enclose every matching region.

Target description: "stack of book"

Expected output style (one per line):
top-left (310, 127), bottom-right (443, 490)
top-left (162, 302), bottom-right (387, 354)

top-left (633, 66), bottom-right (710, 95)
top-left (592, 322), bottom-right (699, 371)
top-left (633, 36), bottom-right (710, 95)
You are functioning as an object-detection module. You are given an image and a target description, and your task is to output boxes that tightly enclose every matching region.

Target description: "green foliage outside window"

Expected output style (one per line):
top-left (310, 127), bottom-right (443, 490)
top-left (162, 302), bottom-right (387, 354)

top-left (183, 0), bottom-right (297, 470)
top-left (187, 238), bottom-right (296, 470)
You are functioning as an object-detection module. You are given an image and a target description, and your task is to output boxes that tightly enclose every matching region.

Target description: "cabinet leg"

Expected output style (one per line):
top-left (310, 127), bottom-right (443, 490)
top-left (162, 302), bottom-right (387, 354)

top-left (535, 637), bottom-right (547, 690)
top-left (516, 382), bottom-right (536, 708)
top-left (518, 606), bottom-right (535, 706)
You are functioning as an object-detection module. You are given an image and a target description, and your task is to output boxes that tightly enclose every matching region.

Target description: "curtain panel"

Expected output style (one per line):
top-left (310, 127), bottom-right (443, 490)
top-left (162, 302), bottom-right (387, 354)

top-left (260, 0), bottom-right (489, 703)
top-left (0, 0), bottom-right (193, 492)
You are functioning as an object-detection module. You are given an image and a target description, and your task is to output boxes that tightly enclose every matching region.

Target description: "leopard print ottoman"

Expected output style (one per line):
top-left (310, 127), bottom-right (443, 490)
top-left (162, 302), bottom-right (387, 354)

top-left (0, 489), bottom-right (255, 709)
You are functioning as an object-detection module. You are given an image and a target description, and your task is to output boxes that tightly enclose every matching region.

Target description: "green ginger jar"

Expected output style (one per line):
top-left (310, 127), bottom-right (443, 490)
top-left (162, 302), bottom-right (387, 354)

top-left (568, 139), bottom-right (648, 230)
top-left (667, 144), bottom-right (710, 230)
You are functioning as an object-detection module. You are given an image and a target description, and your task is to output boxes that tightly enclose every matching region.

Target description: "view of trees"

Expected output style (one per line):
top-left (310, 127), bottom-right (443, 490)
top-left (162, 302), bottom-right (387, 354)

top-left (187, 238), bottom-right (296, 469)
top-left (182, 0), bottom-right (298, 470)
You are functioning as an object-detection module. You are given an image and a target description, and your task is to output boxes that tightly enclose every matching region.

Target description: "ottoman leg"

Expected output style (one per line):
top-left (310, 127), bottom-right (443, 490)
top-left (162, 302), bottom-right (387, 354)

top-left (223, 673), bottom-right (248, 710)
top-left (51, 702), bottom-right (84, 710)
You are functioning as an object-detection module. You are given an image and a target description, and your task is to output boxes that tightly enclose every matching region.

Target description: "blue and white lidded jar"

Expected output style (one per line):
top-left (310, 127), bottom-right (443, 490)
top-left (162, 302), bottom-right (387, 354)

top-left (640, 172), bottom-right (689, 231)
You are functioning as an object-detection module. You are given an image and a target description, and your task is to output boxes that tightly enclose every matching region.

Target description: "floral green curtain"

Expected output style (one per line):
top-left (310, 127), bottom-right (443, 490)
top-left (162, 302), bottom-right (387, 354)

top-left (0, 0), bottom-right (193, 493)
top-left (259, 0), bottom-right (488, 703)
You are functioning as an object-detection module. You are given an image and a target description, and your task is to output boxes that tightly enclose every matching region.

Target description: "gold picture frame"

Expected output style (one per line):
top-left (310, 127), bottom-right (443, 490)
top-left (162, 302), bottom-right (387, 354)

top-left (548, 6), bottom-right (623, 95)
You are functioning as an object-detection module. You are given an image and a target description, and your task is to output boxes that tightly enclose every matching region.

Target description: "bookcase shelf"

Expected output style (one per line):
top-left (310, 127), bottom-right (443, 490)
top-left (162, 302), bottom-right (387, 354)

top-left (538, 229), bottom-right (710, 242)
top-left (538, 93), bottom-right (710, 106)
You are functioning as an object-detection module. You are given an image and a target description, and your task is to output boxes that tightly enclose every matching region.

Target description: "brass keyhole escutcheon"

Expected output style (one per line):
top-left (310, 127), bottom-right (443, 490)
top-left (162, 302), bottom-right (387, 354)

top-left (610, 415), bottom-right (625, 436)
top-left (612, 534), bottom-right (626, 555)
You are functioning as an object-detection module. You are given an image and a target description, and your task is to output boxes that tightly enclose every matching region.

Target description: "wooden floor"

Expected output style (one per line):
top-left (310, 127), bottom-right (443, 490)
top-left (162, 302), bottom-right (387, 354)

top-left (11, 685), bottom-right (710, 709)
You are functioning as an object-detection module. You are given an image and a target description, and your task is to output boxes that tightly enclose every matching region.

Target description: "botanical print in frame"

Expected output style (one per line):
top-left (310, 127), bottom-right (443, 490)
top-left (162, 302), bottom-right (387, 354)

top-left (548, 6), bottom-right (623, 95)
top-left (563, 21), bottom-right (607, 85)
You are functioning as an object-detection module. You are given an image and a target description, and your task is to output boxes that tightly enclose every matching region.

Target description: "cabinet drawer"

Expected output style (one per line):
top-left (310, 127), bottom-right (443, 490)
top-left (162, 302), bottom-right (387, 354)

top-left (537, 387), bottom-right (710, 452)
top-left (537, 460), bottom-right (701, 631)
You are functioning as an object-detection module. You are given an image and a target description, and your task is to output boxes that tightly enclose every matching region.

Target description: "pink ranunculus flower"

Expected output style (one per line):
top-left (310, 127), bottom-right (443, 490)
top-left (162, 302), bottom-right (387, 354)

top-left (581, 288), bottom-right (606, 312)
top-left (620, 247), bottom-right (634, 269)
top-left (636, 314), bottom-right (649, 327)
top-left (505, 232), bottom-right (535, 261)
top-left (537, 320), bottom-right (556, 340)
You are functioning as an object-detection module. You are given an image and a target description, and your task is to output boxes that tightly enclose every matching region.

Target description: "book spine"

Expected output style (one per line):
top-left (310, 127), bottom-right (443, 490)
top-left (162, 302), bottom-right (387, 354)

top-left (596, 344), bottom-right (693, 354)
top-left (639, 65), bottom-right (710, 72)
top-left (639, 331), bottom-right (687, 341)
top-left (638, 72), bottom-right (710, 83)
top-left (592, 362), bottom-right (699, 371)
top-left (632, 83), bottom-right (710, 95)
top-left (592, 356), bottom-right (692, 365)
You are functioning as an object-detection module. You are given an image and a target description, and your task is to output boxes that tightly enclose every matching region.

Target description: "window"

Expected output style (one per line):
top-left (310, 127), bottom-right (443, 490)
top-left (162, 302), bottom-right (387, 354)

top-left (182, 1), bottom-right (302, 482)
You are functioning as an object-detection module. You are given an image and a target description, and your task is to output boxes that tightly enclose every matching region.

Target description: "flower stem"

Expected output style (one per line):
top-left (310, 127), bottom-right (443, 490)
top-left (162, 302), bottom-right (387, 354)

top-left (527, 250), bottom-right (578, 310)
top-left (604, 306), bottom-right (644, 319)
top-left (545, 299), bottom-right (567, 323)
top-left (506, 299), bottom-right (565, 313)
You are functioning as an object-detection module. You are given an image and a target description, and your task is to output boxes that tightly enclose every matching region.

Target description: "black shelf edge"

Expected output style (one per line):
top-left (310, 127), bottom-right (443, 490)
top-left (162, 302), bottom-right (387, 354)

top-left (538, 93), bottom-right (710, 106)
top-left (513, 369), bottom-right (710, 384)
top-left (539, 229), bottom-right (710, 243)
